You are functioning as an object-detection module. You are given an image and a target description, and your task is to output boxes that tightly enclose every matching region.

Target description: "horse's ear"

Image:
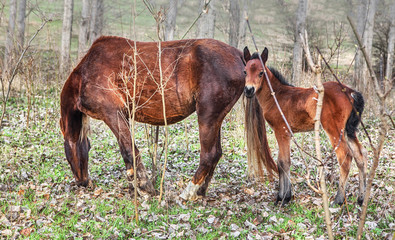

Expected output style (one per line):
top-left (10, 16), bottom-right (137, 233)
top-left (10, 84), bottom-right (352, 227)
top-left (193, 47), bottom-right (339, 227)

top-left (261, 47), bottom-right (268, 64)
top-left (243, 46), bottom-right (251, 62)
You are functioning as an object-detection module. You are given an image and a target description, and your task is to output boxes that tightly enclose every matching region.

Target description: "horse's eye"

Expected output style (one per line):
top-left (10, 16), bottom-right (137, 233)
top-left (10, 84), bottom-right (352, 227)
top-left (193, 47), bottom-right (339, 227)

top-left (243, 70), bottom-right (247, 75)
top-left (259, 71), bottom-right (264, 77)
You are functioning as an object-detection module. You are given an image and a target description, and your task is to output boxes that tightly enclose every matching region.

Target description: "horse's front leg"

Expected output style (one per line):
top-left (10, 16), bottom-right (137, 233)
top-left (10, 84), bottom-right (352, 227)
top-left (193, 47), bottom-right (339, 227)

top-left (275, 132), bottom-right (292, 205)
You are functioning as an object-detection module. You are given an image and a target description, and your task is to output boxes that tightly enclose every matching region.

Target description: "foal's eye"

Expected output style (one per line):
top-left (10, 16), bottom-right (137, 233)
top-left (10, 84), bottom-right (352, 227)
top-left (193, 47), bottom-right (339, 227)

top-left (243, 70), bottom-right (247, 75)
top-left (259, 71), bottom-right (264, 78)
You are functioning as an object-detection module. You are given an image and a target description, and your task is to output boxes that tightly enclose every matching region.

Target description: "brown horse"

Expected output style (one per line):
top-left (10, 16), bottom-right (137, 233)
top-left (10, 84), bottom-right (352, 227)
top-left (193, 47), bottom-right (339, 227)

top-left (60, 36), bottom-right (277, 201)
top-left (243, 47), bottom-right (368, 206)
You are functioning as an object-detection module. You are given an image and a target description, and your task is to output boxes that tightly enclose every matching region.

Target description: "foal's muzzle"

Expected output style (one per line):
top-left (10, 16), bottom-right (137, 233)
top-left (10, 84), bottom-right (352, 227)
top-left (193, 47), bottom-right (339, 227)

top-left (244, 86), bottom-right (255, 98)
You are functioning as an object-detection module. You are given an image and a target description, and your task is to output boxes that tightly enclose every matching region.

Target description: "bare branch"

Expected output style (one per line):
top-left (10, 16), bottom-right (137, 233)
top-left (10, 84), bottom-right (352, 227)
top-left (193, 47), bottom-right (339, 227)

top-left (0, 19), bottom-right (49, 130)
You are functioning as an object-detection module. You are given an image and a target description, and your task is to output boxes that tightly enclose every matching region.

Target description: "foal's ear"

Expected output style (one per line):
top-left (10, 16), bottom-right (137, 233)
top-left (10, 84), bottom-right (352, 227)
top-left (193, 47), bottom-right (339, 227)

top-left (243, 46), bottom-right (251, 62)
top-left (261, 47), bottom-right (268, 64)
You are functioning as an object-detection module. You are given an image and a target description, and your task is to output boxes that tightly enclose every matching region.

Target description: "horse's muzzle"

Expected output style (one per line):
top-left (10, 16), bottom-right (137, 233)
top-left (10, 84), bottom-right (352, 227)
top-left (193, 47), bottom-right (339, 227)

top-left (244, 86), bottom-right (255, 98)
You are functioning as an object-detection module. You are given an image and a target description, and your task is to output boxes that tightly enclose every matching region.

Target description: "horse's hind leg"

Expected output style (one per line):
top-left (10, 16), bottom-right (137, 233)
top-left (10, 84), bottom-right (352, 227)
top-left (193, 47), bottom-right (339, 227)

top-left (196, 129), bottom-right (222, 196)
top-left (348, 136), bottom-right (367, 205)
top-left (60, 100), bottom-right (91, 186)
top-left (104, 113), bottom-right (156, 196)
top-left (180, 121), bottom-right (223, 200)
top-left (331, 139), bottom-right (352, 206)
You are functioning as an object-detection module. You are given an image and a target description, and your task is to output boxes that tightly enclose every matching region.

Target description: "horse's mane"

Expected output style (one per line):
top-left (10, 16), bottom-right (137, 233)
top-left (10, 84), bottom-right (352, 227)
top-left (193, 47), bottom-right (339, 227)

top-left (250, 53), bottom-right (294, 87)
top-left (268, 67), bottom-right (294, 87)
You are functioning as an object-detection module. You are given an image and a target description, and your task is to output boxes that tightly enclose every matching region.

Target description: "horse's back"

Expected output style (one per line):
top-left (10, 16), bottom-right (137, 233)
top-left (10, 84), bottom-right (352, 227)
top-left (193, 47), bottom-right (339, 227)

top-left (64, 37), bottom-right (245, 125)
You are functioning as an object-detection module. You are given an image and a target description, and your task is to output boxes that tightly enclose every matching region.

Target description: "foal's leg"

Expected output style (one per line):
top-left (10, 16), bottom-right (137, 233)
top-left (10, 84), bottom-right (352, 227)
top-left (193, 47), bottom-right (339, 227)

top-left (329, 137), bottom-right (352, 206)
top-left (347, 137), bottom-right (367, 205)
top-left (275, 131), bottom-right (292, 205)
top-left (104, 112), bottom-right (156, 196)
top-left (323, 115), bottom-right (354, 205)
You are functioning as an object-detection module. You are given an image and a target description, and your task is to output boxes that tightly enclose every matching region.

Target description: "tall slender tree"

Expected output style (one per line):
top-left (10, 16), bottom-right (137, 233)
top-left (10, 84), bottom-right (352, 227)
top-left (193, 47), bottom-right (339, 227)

top-left (3, 0), bottom-right (17, 75)
top-left (354, 0), bottom-right (377, 94)
top-left (164, 0), bottom-right (177, 41)
top-left (385, 1), bottom-right (395, 81)
top-left (60, 0), bottom-right (74, 74)
top-left (197, 0), bottom-right (216, 38)
top-left (228, 0), bottom-right (240, 47)
top-left (78, 0), bottom-right (90, 58)
top-left (90, 0), bottom-right (103, 44)
top-left (237, 0), bottom-right (248, 49)
top-left (291, 0), bottom-right (308, 85)
top-left (16, 0), bottom-right (26, 51)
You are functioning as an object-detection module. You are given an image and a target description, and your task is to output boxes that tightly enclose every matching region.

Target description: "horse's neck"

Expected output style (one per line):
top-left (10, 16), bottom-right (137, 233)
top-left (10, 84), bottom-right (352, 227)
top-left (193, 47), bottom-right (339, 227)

top-left (260, 76), bottom-right (286, 102)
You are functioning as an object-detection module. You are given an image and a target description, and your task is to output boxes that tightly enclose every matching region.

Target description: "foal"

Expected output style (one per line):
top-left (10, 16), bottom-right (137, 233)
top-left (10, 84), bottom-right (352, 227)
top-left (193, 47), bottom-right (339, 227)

top-left (243, 47), bottom-right (368, 206)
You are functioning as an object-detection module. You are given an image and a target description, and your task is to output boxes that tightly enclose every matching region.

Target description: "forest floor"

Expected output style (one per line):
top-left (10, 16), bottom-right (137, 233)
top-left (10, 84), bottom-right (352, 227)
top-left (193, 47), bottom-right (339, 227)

top-left (0, 90), bottom-right (394, 239)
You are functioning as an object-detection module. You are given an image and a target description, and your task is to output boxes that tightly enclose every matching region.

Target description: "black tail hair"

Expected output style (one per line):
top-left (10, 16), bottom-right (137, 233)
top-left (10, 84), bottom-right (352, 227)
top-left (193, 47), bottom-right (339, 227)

top-left (346, 91), bottom-right (364, 139)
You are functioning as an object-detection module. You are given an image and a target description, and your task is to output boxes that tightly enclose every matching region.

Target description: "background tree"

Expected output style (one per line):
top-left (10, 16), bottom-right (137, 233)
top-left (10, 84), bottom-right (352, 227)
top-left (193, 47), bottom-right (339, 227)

top-left (16, 0), bottom-right (26, 51)
top-left (291, 0), bottom-right (307, 85)
top-left (164, 0), bottom-right (177, 41)
top-left (385, 1), bottom-right (395, 81)
top-left (237, 0), bottom-right (248, 49)
top-left (228, 0), bottom-right (239, 47)
top-left (60, 0), bottom-right (74, 74)
top-left (78, 0), bottom-right (90, 58)
top-left (3, 0), bottom-right (17, 75)
top-left (196, 0), bottom-right (216, 38)
top-left (90, 0), bottom-right (103, 44)
top-left (354, 0), bottom-right (377, 95)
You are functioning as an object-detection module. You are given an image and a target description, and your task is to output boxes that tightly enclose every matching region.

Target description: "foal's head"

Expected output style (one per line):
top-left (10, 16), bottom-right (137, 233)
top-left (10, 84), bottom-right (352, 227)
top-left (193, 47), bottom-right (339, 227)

top-left (243, 47), bottom-right (268, 98)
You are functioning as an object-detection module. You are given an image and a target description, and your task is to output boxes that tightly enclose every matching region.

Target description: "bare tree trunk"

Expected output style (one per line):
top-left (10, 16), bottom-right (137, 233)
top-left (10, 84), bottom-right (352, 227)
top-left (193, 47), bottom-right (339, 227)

top-left (228, 0), bottom-right (239, 47)
top-left (291, 0), bottom-right (308, 85)
top-left (354, 0), bottom-right (367, 88)
top-left (16, 0), bottom-right (26, 50)
top-left (90, 0), bottom-right (103, 44)
top-left (60, 0), bottom-right (74, 74)
top-left (78, 0), bottom-right (90, 58)
top-left (386, 1), bottom-right (395, 81)
top-left (354, 0), bottom-right (377, 94)
top-left (164, 0), bottom-right (177, 41)
top-left (3, 0), bottom-right (17, 75)
top-left (237, 0), bottom-right (248, 49)
top-left (197, 0), bottom-right (216, 38)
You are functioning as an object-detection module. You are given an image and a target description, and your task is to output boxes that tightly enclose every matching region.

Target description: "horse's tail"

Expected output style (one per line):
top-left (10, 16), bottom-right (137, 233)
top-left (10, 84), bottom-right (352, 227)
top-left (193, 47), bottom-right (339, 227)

top-left (346, 90), bottom-right (364, 139)
top-left (60, 71), bottom-right (90, 143)
top-left (244, 96), bottom-right (278, 181)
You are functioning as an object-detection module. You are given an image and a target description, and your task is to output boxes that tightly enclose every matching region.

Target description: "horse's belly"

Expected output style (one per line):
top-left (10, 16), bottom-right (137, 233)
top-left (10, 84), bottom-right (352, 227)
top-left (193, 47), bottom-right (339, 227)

top-left (134, 98), bottom-right (195, 125)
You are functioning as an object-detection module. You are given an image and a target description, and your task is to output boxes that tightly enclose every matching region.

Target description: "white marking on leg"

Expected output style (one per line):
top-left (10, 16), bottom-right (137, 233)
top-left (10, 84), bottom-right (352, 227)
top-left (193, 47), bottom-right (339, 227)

top-left (179, 181), bottom-right (202, 201)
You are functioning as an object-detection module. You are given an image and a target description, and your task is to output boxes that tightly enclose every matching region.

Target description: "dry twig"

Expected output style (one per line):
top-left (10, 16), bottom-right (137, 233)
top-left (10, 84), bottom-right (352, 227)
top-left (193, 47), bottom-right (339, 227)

top-left (300, 30), bottom-right (334, 240)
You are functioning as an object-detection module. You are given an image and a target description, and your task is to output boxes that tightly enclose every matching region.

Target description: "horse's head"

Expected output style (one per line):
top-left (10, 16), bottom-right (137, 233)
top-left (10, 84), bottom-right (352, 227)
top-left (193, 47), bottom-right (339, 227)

top-left (243, 47), bottom-right (268, 98)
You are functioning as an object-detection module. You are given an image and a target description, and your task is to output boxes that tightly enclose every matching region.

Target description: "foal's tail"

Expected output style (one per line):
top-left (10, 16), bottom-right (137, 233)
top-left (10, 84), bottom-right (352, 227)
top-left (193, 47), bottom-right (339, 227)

top-left (244, 96), bottom-right (278, 181)
top-left (346, 90), bottom-right (364, 139)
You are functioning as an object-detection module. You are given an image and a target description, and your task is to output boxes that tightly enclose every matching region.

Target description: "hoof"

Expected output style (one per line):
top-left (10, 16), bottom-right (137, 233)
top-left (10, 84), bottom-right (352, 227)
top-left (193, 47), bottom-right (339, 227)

top-left (129, 180), bottom-right (156, 197)
top-left (357, 196), bottom-right (364, 206)
top-left (331, 193), bottom-right (345, 207)
top-left (275, 194), bottom-right (291, 206)
top-left (179, 182), bottom-right (201, 201)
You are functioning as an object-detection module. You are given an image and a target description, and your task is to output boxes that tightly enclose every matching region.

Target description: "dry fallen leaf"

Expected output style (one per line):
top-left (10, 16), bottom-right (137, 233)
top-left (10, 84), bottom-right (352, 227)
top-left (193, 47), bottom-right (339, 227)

top-left (20, 227), bottom-right (34, 237)
top-left (244, 188), bottom-right (254, 195)
top-left (94, 187), bottom-right (103, 196)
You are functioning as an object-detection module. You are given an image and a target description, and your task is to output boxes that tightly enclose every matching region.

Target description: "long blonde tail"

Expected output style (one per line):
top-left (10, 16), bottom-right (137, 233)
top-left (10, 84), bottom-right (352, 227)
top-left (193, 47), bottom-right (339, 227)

top-left (245, 96), bottom-right (278, 181)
